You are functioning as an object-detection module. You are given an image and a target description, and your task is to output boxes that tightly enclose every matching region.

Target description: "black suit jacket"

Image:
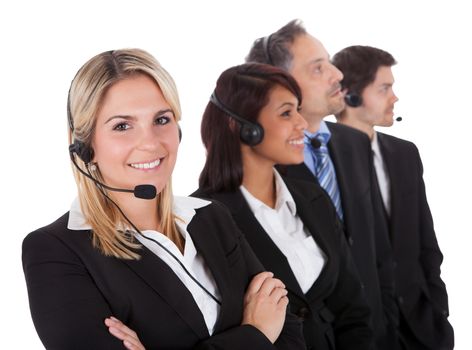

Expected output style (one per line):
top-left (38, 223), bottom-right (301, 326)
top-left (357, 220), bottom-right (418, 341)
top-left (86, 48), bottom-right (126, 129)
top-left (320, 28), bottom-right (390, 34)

top-left (281, 122), bottom-right (397, 346)
top-left (193, 176), bottom-right (373, 350)
top-left (22, 201), bottom-right (305, 350)
top-left (377, 132), bottom-right (454, 348)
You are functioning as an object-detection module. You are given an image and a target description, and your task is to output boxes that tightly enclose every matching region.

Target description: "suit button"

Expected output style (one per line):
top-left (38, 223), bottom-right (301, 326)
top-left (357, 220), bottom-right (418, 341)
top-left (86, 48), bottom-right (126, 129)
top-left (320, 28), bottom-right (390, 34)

top-left (348, 237), bottom-right (354, 246)
top-left (392, 261), bottom-right (398, 268)
top-left (297, 307), bottom-right (310, 319)
top-left (398, 296), bottom-right (404, 304)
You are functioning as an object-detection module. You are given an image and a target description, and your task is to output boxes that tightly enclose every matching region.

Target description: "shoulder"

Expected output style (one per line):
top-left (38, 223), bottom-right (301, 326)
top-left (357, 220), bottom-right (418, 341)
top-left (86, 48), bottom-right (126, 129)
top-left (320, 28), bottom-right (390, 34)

top-left (23, 213), bottom-right (70, 248)
top-left (326, 121), bottom-right (370, 143)
top-left (190, 198), bottom-right (237, 229)
top-left (378, 132), bottom-right (420, 156)
top-left (22, 212), bottom-right (91, 267)
top-left (282, 175), bottom-right (326, 200)
top-left (190, 187), bottom-right (215, 201)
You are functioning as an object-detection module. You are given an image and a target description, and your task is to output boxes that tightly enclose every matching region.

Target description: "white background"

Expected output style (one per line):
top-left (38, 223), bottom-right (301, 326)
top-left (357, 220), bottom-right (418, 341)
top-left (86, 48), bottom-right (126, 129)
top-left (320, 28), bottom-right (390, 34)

top-left (1, 0), bottom-right (470, 348)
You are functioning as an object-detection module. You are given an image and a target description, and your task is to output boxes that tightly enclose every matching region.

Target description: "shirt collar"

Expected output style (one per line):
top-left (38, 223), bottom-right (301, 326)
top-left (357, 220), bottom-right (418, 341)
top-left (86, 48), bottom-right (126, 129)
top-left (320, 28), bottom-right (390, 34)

top-left (371, 131), bottom-right (381, 155)
top-left (304, 120), bottom-right (331, 145)
top-left (67, 196), bottom-right (211, 231)
top-left (240, 168), bottom-right (297, 216)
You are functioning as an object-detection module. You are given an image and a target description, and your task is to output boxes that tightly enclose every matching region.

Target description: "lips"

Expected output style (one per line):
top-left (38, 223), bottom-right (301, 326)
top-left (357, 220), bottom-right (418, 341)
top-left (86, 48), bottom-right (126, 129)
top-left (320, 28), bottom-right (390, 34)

top-left (128, 158), bottom-right (161, 170)
top-left (328, 83), bottom-right (342, 97)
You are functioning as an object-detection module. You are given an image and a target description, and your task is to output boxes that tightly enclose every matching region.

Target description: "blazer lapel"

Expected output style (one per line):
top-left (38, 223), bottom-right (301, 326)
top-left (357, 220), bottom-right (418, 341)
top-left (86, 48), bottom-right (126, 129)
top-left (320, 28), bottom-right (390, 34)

top-left (377, 135), bottom-right (399, 226)
top-left (284, 178), bottom-right (334, 302)
top-left (186, 212), bottom-right (234, 333)
top-left (123, 245), bottom-right (209, 339)
top-left (210, 191), bottom-right (306, 301)
top-left (326, 123), bottom-right (353, 219)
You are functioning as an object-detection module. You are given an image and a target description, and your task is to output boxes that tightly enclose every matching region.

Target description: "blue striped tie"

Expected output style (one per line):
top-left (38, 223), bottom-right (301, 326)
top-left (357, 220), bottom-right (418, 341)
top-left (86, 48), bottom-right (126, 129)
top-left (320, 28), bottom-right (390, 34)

top-left (310, 133), bottom-right (343, 221)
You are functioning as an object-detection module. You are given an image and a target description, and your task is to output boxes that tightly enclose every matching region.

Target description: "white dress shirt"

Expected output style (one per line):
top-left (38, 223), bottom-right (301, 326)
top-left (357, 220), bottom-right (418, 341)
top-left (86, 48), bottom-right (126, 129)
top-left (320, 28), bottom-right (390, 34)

top-left (67, 196), bottom-right (221, 335)
top-left (372, 132), bottom-right (391, 216)
top-left (240, 169), bottom-right (326, 294)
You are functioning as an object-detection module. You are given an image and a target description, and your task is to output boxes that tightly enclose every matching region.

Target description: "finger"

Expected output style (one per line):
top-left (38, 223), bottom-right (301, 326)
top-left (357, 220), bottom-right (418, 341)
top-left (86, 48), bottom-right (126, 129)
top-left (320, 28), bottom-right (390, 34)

top-left (269, 286), bottom-right (288, 301)
top-left (246, 271), bottom-right (274, 296)
top-left (278, 295), bottom-right (289, 308)
top-left (258, 277), bottom-right (286, 296)
top-left (108, 326), bottom-right (143, 349)
top-left (124, 339), bottom-right (144, 350)
top-left (106, 317), bottom-right (138, 339)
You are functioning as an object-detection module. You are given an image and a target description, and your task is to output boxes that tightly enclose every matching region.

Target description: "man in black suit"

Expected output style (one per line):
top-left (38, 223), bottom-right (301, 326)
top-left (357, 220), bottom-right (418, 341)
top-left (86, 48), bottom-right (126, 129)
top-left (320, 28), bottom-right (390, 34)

top-left (246, 20), bottom-right (399, 348)
top-left (332, 44), bottom-right (454, 349)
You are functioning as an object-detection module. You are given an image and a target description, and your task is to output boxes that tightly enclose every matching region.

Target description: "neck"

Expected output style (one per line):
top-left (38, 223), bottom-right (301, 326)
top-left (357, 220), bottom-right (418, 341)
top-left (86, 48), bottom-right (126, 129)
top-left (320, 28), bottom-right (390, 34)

top-left (339, 113), bottom-right (375, 140)
top-left (303, 113), bottom-right (323, 134)
top-left (241, 150), bottom-right (276, 208)
top-left (111, 192), bottom-right (160, 232)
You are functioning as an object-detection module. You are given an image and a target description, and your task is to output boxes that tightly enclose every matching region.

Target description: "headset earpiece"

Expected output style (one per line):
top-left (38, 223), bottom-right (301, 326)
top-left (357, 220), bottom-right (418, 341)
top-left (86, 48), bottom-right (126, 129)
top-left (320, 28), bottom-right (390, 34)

top-left (209, 92), bottom-right (264, 146)
top-left (239, 122), bottom-right (264, 146)
top-left (178, 125), bottom-right (182, 143)
top-left (69, 140), bottom-right (93, 164)
top-left (344, 92), bottom-right (363, 107)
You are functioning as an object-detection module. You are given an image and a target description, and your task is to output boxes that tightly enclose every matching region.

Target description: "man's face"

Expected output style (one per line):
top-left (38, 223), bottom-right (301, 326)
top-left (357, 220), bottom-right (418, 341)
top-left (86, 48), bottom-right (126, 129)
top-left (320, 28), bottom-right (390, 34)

top-left (289, 34), bottom-right (345, 127)
top-left (360, 66), bottom-right (399, 127)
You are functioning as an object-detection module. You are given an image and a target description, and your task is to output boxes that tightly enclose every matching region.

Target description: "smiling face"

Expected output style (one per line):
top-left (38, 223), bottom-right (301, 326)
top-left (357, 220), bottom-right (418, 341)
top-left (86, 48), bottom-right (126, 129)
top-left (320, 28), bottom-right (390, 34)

top-left (244, 85), bottom-right (307, 167)
top-left (289, 34), bottom-right (345, 128)
top-left (92, 73), bottom-right (180, 196)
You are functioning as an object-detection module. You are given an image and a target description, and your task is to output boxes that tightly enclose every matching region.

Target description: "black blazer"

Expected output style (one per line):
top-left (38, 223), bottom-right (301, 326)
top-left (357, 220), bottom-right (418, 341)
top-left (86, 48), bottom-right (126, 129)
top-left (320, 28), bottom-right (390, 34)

top-left (281, 122), bottom-right (397, 345)
top-left (22, 201), bottom-right (305, 350)
top-left (193, 176), bottom-right (373, 350)
top-left (377, 132), bottom-right (454, 348)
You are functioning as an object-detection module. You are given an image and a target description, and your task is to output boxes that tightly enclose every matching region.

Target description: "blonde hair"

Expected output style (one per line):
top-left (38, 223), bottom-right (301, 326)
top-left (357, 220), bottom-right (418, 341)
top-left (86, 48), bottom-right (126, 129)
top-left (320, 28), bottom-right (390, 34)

top-left (68, 49), bottom-right (182, 259)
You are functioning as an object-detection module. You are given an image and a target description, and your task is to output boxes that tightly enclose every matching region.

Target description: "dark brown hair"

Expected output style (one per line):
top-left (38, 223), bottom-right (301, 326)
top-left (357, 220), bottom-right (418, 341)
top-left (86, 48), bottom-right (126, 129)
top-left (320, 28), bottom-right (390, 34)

top-left (199, 63), bottom-right (302, 192)
top-left (332, 45), bottom-right (396, 96)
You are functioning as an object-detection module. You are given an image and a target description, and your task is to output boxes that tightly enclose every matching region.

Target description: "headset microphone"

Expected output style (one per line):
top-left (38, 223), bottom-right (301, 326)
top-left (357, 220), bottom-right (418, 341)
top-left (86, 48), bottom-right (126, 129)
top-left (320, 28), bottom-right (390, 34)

top-left (395, 116), bottom-right (402, 122)
top-left (309, 137), bottom-right (321, 149)
top-left (69, 145), bottom-right (157, 200)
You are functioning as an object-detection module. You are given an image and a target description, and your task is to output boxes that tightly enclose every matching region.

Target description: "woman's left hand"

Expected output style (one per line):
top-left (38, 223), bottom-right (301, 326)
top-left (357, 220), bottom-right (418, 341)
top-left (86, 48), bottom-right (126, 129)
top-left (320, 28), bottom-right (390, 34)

top-left (105, 316), bottom-right (146, 350)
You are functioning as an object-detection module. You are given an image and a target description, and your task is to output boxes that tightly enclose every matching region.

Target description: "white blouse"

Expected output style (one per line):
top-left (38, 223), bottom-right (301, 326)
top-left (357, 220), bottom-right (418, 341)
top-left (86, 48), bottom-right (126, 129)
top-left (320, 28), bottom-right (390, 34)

top-left (240, 169), bottom-right (326, 294)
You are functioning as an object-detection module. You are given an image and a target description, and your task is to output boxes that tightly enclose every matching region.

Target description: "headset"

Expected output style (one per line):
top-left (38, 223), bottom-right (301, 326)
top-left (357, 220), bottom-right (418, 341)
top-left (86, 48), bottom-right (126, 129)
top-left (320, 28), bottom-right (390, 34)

top-left (67, 86), bottom-right (220, 304)
top-left (344, 90), bottom-right (402, 121)
top-left (209, 91), bottom-right (264, 146)
top-left (262, 34), bottom-right (274, 66)
top-left (68, 94), bottom-right (182, 165)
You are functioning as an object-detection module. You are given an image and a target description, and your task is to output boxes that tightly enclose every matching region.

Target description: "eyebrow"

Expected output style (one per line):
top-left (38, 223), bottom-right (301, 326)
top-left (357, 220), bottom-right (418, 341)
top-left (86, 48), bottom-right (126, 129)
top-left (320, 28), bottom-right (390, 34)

top-left (104, 108), bottom-right (174, 124)
top-left (276, 101), bottom-right (297, 110)
top-left (308, 57), bottom-right (325, 65)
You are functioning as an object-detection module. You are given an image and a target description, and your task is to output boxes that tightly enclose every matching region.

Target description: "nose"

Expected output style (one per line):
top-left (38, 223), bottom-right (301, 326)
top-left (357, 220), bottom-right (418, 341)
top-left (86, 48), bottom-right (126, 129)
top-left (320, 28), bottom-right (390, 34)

top-left (295, 111), bottom-right (308, 130)
top-left (329, 62), bottom-right (343, 84)
top-left (392, 90), bottom-right (399, 103)
top-left (137, 126), bottom-right (161, 152)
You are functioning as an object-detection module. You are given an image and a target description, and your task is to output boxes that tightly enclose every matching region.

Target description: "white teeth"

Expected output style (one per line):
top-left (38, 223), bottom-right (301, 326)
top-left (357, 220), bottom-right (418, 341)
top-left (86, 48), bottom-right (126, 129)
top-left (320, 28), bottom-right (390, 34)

top-left (130, 159), bottom-right (161, 169)
top-left (289, 139), bottom-right (304, 145)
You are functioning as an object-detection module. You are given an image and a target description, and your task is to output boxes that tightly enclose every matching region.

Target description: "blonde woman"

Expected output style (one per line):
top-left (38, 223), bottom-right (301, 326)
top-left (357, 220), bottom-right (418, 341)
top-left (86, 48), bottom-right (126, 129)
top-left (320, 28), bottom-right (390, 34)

top-left (22, 49), bottom-right (304, 350)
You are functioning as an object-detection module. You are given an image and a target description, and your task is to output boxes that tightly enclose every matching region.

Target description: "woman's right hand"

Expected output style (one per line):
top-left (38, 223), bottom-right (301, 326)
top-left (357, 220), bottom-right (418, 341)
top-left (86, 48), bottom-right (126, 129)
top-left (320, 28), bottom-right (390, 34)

top-left (241, 271), bottom-right (289, 343)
